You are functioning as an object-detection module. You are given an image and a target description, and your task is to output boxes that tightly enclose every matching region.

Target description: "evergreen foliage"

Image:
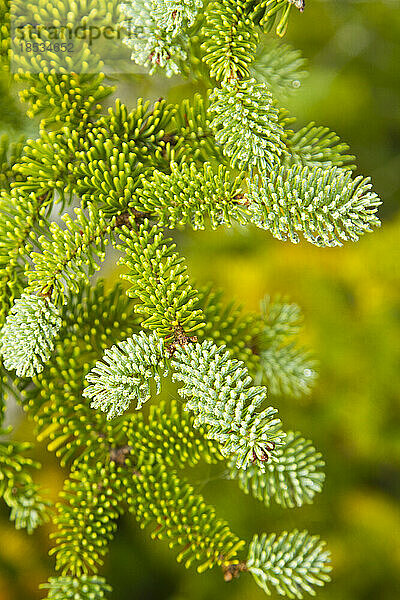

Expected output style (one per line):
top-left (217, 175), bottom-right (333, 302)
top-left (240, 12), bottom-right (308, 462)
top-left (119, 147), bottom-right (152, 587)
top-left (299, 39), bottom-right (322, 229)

top-left (73, 97), bottom-right (176, 213)
top-left (172, 340), bottom-right (285, 469)
top-left (152, 0), bottom-right (203, 35)
top-left (27, 204), bottom-right (118, 304)
top-left (138, 398), bottom-right (222, 467)
top-left (0, 431), bottom-right (50, 533)
top-left (248, 165), bottom-right (381, 246)
top-left (0, 134), bottom-right (25, 191)
top-left (251, 38), bottom-right (307, 97)
top-left (195, 284), bottom-right (262, 373)
top-left (23, 280), bottom-right (140, 468)
top-left (284, 121), bottom-right (356, 169)
top-left (15, 132), bottom-right (72, 201)
top-left (40, 575), bottom-right (112, 600)
top-left (169, 93), bottom-right (225, 164)
top-left (230, 431), bottom-right (325, 508)
top-left (209, 78), bottom-right (286, 174)
top-left (83, 331), bottom-right (169, 417)
top-left (118, 221), bottom-right (205, 342)
top-left (258, 343), bottom-right (316, 398)
top-left (133, 161), bottom-right (248, 230)
top-left (259, 295), bottom-right (303, 343)
top-left (50, 463), bottom-right (123, 575)
top-left (249, 1), bottom-right (305, 37)
top-left (0, 0), bottom-right (383, 596)
top-left (123, 460), bottom-right (245, 572)
top-left (0, 188), bottom-right (51, 325)
top-left (84, 331), bottom-right (284, 468)
top-left (202, 0), bottom-right (258, 82)
top-left (120, 0), bottom-right (191, 76)
top-left (247, 530), bottom-right (331, 598)
top-left (113, 397), bottom-right (223, 471)
top-left (0, 294), bottom-right (62, 377)
top-left (255, 296), bottom-right (316, 398)
top-left (16, 71), bottom-right (114, 129)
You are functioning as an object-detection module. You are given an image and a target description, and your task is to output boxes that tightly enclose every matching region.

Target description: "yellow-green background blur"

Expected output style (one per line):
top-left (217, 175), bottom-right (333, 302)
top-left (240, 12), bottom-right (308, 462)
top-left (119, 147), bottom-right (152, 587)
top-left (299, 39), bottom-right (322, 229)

top-left (1, 1), bottom-right (399, 599)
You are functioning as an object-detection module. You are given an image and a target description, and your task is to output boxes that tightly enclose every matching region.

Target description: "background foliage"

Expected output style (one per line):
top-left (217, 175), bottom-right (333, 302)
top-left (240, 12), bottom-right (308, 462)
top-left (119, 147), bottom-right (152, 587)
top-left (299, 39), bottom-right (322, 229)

top-left (0, 1), bottom-right (399, 599)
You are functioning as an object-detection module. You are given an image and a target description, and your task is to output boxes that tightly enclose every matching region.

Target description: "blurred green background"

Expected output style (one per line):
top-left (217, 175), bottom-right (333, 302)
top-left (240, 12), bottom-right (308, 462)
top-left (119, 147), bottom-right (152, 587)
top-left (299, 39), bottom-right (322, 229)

top-left (1, 1), bottom-right (399, 599)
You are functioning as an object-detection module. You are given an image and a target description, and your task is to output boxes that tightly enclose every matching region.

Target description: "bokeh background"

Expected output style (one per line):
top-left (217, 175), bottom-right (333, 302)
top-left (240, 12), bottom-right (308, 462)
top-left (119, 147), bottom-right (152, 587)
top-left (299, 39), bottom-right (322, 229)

top-left (1, 1), bottom-right (399, 599)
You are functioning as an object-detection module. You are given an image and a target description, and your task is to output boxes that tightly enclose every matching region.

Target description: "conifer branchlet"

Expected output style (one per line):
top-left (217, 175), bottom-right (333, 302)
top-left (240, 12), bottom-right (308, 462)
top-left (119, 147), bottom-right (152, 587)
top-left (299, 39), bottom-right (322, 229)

top-left (0, 294), bottom-right (61, 377)
top-left (0, 0), bottom-right (382, 597)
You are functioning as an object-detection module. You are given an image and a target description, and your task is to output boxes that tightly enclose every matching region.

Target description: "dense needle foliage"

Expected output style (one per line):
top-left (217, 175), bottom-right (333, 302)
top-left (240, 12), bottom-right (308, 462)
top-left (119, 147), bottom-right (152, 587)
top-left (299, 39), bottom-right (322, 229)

top-left (0, 1), bottom-right (383, 598)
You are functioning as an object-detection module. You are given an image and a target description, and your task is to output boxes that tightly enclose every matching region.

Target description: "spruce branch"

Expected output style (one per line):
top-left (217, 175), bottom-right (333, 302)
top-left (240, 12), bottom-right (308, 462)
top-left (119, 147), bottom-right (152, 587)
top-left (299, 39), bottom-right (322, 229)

top-left (248, 0), bottom-right (304, 37)
top-left (0, 433), bottom-right (51, 533)
top-left (136, 398), bottom-right (223, 467)
top-left (11, 3), bottom-right (116, 127)
top-left (202, 0), bottom-right (258, 82)
top-left (40, 575), bottom-right (112, 600)
top-left (16, 72), bottom-right (114, 129)
top-left (209, 78), bottom-right (286, 175)
top-left (119, 398), bottom-right (223, 470)
top-left (258, 295), bottom-right (303, 345)
top-left (50, 463), bottom-right (123, 576)
top-left (122, 460), bottom-right (246, 572)
top-left (257, 343), bottom-right (316, 398)
top-left (170, 93), bottom-right (225, 164)
top-left (24, 280), bottom-right (140, 467)
top-left (15, 131), bottom-right (76, 204)
top-left (27, 204), bottom-right (121, 304)
top-left (153, 0), bottom-right (203, 35)
top-left (98, 97), bottom-right (176, 151)
top-left (132, 161), bottom-right (249, 230)
top-left (83, 331), bottom-right (169, 419)
top-left (251, 39), bottom-right (307, 98)
top-left (196, 284), bottom-right (263, 374)
top-left (48, 405), bottom-right (241, 579)
top-left (284, 121), bottom-right (356, 169)
top-left (73, 138), bottom-right (146, 215)
top-left (0, 0), bottom-right (379, 595)
top-left (254, 295), bottom-right (317, 398)
top-left (230, 431), bottom-right (325, 508)
top-left (6, 484), bottom-right (51, 534)
top-left (120, 0), bottom-right (188, 76)
top-left (0, 189), bottom-right (52, 325)
top-left (172, 340), bottom-right (285, 469)
top-left (247, 530), bottom-right (331, 598)
top-left (248, 164), bottom-right (381, 246)
top-left (118, 220), bottom-right (205, 342)
top-left (86, 330), bottom-right (284, 470)
top-left (73, 97), bottom-right (177, 214)
top-left (0, 294), bottom-right (62, 377)
top-left (15, 97), bottom-right (177, 212)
